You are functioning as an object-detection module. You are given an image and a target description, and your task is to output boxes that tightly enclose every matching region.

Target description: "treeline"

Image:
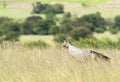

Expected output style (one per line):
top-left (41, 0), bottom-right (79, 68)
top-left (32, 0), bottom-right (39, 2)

top-left (0, 2), bottom-right (120, 42)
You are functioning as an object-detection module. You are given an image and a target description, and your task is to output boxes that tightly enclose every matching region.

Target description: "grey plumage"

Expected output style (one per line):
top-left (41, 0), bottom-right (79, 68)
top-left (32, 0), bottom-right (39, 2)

top-left (62, 40), bottom-right (110, 62)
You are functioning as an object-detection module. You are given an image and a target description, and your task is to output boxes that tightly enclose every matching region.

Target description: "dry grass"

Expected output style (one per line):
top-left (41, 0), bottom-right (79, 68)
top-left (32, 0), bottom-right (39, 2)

top-left (64, 6), bottom-right (120, 19)
top-left (0, 46), bottom-right (120, 82)
top-left (0, 0), bottom-right (119, 19)
top-left (93, 31), bottom-right (120, 41)
top-left (19, 35), bottom-right (56, 47)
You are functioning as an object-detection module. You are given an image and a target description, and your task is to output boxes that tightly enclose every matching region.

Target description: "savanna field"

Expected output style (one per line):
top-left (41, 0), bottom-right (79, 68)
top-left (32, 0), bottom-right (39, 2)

top-left (0, 45), bottom-right (120, 82)
top-left (1, 0), bottom-right (120, 82)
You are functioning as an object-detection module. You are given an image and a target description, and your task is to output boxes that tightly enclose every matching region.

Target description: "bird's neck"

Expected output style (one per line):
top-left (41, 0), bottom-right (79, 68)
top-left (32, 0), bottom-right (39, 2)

top-left (68, 44), bottom-right (78, 50)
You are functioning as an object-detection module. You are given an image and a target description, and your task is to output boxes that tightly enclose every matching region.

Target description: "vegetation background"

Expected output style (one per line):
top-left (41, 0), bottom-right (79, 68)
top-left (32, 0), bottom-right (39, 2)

top-left (0, 0), bottom-right (120, 82)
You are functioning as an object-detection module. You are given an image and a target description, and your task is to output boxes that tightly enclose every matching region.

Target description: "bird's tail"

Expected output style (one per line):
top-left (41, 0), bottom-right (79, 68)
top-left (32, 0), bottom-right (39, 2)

top-left (90, 50), bottom-right (110, 62)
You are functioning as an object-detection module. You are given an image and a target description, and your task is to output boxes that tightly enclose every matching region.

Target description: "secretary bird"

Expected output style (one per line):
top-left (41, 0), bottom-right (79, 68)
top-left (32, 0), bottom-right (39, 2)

top-left (62, 40), bottom-right (110, 62)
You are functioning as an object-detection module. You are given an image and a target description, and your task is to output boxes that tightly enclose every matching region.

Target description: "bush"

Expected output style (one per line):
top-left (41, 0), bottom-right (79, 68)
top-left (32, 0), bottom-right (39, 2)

top-left (94, 27), bottom-right (105, 33)
top-left (38, 19), bottom-right (55, 35)
top-left (71, 27), bottom-right (92, 40)
top-left (111, 15), bottom-right (120, 31)
top-left (0, 20), bottom-right (21, 41)
top-left (49, 25), bottom-right (60, 34)
top-left (25, 16), bottom-right (42, 22)
top-left (60, 24), bottom-right (73, 34)
top-left (0, 32), bottom-right (20, 42)
top-left (0, 20), bottom-right (21, 33)
top-left (63, 12), bottom-right (71, 19)
top-left (54, 34), bottom-right (66, 43)
top-left (21, 21), bottom-right (34, 34)
top-left (114, 15), bottom-right (120, 28)
top-left (21, 16), bottom-right (43, 34)
top-left (53, 4), bottom-right (64, 14)
top-left (0, 17), bottom-right (12, 24)
top-left (24, 40), bottom-right (49, 48)
top-left (5, 32), bottom-right (20, 41)
top-left (78, 12), bottom-right (106, 32)
top-left (73, 38), bottom-right (120, 48)
top-left (32, 2), bottom-right (45, 14)
top-left (32, 2), bottom-right (64, 19)
top-left (21, 17), bottom-right (55, 35)
top-left (109, 28), bottom-right (119, 34)
top-left (32, 2), bottom-right (64, 14)
top-left (61, 18), bottom-right (81, 27)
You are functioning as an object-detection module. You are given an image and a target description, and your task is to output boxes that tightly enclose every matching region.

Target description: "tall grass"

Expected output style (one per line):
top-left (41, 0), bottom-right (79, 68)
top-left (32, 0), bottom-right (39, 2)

top-left (73, 38), bottom-right (120, 49)
top-left (23, 40), bottom-right (49, 48)
top-left (0, 46), bottom-right (120, 82)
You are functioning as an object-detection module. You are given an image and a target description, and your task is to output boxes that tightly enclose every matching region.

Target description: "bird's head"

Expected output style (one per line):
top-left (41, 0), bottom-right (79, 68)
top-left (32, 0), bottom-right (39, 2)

top-left (62, 40), bottom-right (69, 49)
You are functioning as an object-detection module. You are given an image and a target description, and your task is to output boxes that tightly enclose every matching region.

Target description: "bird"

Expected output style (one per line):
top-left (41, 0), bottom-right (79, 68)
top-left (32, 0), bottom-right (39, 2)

top-left (62, 40), bottom-right (110, 62)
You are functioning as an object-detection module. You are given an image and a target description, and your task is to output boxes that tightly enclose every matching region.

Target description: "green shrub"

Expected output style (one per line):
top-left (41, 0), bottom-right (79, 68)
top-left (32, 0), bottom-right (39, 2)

top-left (73, 38), bottom-right (98, 48)
top-left (24, 40), bottom-right (49, 48)
top-left (0, 20), bottom-right (21, 42)
top-left (71, 27), bottom-right (92, 40)
top-left (21, 21), bottom-right (34, 34)
top-left (38, 19), bottom-right (55, 35)
top-left (25, 16), bottom-right (42, 22)
top-left (63, 12), bottom-right (71, 18)
top-left (54, 34), bottom-right (66, 43)
top-left (78, 12), bottom-right (106, 32)
top-left (32, 2), bottom-right (64, 14)
top-left (94, 27), bottom-right (105, 33)
top-left (109, 28), bottom-right (119, 34)
top-left (114, 15), bottom-right (120, 28)
top-left (49, 25), bottom-right (60, 34)
top-left (0, 21), bottom-right (21, 33)
top-left (61, 18), bottom-right (81, 27)
top-left (5, 32), bottom-right (20, 41)
top-left (0, 17), bottom-right (12, 24)
top-left (73, 38), bottom-right (120, 49)
top-left (21, 17), bottom-right (55, 35)
top-left (60, 24), bottom-right (73, 34)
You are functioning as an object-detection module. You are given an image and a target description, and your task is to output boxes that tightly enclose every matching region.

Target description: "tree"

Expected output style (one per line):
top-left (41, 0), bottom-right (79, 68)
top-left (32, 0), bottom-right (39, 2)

top-left (21, 16), bottom-right (44, 34)
top-left (49, 25), bottom-right (60, 34)
top-left (5, 32), bottom-right (20, 41)
top-left (32, 2), bottom-right (64, 19)
top-left (0, 20), bottom-right (21, 41)
top-left (38, 19), bottom-right (55, 35)
top-left (54, 34), bottom-right (66, 43)
top-left (32, 2), bottom-right (64, 14)
top-left (71, 27), bottom-right (92, 40)
top-left (109, 15), bottom-right (120, 34)
top-left (78, 12), bottom-right (106, 32)
top-left (26, 16), bottom-right (42, 22)
top-left (114, 15), bottom-right (120, 29)
top-left (0, 17), bottom-right (12, 24)
top-left (0, 21), bottom-right (21, 34)
top-left (60, 24), bottom-right (73, 34)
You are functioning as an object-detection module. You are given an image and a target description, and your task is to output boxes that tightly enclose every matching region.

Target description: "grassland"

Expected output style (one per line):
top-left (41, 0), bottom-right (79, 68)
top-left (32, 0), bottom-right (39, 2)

top-left (19, 31), bottom-right (120, 45)
top-left (0, 0), bottom-right (120, 19)
top-left (1, 7), bottom-right (120, 19)
top-left (0, 46), bottom-right (120, 82)
top-left (19, 35), bottom-right (56, 46)
top-left (65, 7), bottom-right (120, 19)
top-left (0, 8), bottom-right (32, 19)
top-left (93, 31), bottom-right (120, 41)
top-left (3, 0), bottom-right (111, 4)
top-left (0, 1), bottom-right (120, 81)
